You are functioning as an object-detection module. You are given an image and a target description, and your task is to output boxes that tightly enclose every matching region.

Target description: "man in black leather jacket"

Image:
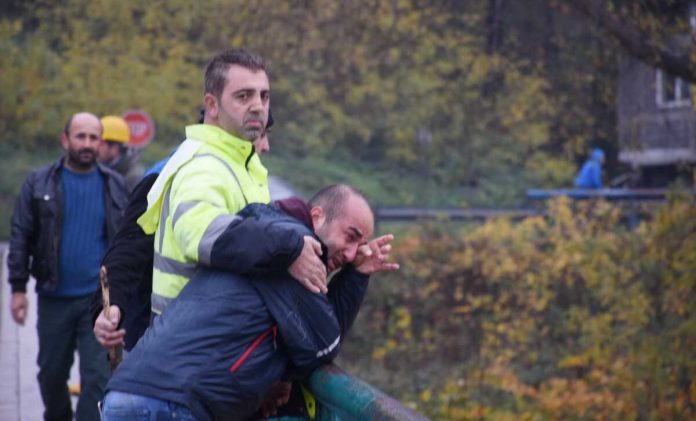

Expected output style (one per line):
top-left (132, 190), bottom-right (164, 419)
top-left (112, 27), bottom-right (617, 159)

top-left (7, 111), bottom-right (129, 421)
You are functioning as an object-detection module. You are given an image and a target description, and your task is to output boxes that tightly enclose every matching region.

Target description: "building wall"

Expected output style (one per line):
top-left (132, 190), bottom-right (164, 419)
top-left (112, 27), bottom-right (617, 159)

top-left (617, 55), bottom-right (696, 166)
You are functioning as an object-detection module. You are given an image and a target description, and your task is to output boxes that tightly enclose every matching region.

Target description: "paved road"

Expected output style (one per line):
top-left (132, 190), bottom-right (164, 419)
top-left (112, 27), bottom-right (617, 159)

top-left (269, 175), bottom-right (299, 200)
top-left (0, 243), bottom-right (80, 421)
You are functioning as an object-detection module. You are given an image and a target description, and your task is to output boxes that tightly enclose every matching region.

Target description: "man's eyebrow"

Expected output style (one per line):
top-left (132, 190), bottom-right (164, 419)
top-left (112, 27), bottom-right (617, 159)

top-left (348, 226), bottom-right (363, 238)
top-left (234, 88), bottom-right (267, 94)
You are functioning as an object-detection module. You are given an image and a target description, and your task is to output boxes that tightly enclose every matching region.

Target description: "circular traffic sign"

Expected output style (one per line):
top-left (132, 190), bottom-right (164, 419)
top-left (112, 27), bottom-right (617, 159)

top-left (122, 109), bottom-right (155, 148)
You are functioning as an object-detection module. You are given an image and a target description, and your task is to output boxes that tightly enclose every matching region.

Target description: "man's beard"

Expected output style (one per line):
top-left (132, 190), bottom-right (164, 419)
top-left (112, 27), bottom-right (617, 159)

top-left (67, 148), bottom-right (97, 170)
top-left (242, 126), bottom-right (264, 142)
top-left (241, 111), bottom-right (265, 142)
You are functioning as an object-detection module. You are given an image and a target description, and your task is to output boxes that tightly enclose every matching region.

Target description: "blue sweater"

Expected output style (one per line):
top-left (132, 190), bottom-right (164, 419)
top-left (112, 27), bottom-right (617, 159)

top-left (52, 167), bottom-right (108, 297)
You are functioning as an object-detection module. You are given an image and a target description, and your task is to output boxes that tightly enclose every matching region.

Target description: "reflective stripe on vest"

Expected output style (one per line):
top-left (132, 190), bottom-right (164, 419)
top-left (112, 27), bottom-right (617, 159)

top-left (198, 213), bottom-right (242, 266)
top-left (316, 335), bottom-right (341, 357)
top-left (151, 292), bottom-right (174, 315)
top-left (172, 201), bottom-right (199, 230)
top-left (153, 252), bottom-right (197, 278)
top-left (150, 152), bottom-right (250, 314)
top-left (158, 186), bottom-right (171, 253)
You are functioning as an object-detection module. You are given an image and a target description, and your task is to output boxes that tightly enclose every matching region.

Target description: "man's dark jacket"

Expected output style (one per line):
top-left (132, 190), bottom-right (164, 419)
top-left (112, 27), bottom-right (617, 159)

top-left (89, 173), bottom-right (158, 349)
top-left (106, 203), bottom-right (370, 421)
top-left (8, 157), bottom-right (128, 294)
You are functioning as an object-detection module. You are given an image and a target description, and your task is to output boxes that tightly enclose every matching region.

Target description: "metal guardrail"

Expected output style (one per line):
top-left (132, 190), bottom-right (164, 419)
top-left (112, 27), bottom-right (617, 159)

top-left (375, 207), bottom-right (540, 222)
top-left (526, 188), bottom-right (696, 201)
top-left (283, 364), bottom-right (430, 421)
top-left (374, 188), bottom-right (696, 226)
top-left (376, 188), bottom-right (696, 223)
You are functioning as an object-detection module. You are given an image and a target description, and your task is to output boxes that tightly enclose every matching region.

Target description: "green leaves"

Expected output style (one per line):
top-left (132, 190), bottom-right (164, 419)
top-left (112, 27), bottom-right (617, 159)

top-left (342, 198), bottom-right (696, 419)
top-left (2, 0), bottom-right (636, 209)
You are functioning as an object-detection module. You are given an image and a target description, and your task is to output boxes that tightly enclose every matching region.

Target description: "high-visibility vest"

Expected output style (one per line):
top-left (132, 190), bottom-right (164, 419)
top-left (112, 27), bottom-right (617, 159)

top-left (138, 124), bottom-right (270, 314)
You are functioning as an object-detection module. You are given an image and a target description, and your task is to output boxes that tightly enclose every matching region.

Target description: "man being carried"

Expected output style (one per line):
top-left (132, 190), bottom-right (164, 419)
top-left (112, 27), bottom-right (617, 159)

top-left (101, 184), bottom-right (398, 421)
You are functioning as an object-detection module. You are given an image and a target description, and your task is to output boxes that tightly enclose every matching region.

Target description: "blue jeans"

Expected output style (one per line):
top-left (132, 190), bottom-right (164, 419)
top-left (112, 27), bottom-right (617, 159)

top-left (37, 294), bottom-right (109, 421)
top-left (101, 391), bottom-right (197, 421)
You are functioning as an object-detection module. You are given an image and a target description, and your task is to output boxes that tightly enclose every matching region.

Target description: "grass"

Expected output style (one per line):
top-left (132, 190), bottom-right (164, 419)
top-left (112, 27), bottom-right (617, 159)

top-left (0, 143), bottom-right (533, 240)
top-left (263, 152), bottom-right (529, 209)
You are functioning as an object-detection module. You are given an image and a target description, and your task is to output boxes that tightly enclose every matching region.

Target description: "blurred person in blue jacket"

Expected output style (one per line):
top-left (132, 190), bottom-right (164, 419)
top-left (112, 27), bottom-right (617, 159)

top-left (575, 148), bottom-right (605, 188)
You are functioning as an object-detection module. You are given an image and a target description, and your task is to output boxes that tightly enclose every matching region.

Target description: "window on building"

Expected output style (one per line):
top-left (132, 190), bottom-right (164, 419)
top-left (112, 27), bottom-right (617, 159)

top-left (656, 69), bottom-right (692, 107)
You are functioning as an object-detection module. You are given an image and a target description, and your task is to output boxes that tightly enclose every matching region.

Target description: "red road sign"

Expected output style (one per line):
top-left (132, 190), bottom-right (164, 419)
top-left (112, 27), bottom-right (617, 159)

top-left (122, 109), bottom-right (154, 148)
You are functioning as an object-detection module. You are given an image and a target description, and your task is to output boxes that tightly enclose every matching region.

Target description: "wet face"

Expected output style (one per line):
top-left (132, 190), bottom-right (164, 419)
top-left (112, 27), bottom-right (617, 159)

top-left (313, 194), bottom-right (374, 273)
top-left (61, 113), bottom-right (102, 172)
top-left (205, 64), bottom-right (269, 141)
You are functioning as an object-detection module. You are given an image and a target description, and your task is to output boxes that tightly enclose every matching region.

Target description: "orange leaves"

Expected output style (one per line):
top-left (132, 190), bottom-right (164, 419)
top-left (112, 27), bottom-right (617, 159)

top-left (346, 196), bottom-right (696, 419)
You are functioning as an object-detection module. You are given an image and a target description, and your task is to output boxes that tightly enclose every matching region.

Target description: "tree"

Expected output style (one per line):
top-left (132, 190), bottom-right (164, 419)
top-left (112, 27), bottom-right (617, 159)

top-left (559, 0), bottom-right (696, 83)
top-left (342, 197), bottom-right (696, 419)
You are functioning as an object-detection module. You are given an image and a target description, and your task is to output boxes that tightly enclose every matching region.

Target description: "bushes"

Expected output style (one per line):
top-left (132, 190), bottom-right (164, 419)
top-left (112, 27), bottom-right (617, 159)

top-left (340, 197), bottom-right (696, 420)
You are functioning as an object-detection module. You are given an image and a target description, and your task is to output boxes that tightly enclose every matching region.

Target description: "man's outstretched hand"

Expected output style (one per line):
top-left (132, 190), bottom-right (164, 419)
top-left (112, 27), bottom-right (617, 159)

top-left (288, 235), bottom-right (328, 294)
top-left (353, 234), bottom-right (400, 275)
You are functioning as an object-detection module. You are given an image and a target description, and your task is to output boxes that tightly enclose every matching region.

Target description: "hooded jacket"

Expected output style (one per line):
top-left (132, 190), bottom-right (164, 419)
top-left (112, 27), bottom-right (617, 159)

top-left (574, 148), bottom-right (605, 189)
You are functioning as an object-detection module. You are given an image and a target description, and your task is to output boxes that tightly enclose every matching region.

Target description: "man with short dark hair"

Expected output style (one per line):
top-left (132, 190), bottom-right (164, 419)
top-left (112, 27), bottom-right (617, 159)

top-left (91, 123), bottom-right (275, 352)
top-left (136, 48), bottom-right (327, 320)
top-left (92, 50), bottom-right (325, 352)
top-left (8, 112), bottom-right (129, 421)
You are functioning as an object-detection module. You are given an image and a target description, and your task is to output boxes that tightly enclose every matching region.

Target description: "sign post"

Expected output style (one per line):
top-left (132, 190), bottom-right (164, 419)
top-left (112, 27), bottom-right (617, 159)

top-left (122, 109), bottom-right (155, 149)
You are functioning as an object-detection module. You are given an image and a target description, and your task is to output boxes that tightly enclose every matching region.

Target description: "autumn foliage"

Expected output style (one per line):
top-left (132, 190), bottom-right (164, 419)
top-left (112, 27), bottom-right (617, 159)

top-left (341, 197), bottom-right (696, 420)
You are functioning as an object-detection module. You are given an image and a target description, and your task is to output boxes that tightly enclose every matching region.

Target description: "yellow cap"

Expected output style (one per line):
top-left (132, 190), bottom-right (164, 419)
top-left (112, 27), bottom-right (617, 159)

top-left (101, 115), bottom-right (130, 143)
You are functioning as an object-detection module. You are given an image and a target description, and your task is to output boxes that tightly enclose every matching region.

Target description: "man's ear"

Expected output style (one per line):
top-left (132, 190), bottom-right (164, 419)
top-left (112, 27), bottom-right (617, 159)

top-left (60, 133), bottom-right (69, 150)
top-left (310, 206), bottom-right (325, 230)
top-left (203, 93), bottom-right (219, 121)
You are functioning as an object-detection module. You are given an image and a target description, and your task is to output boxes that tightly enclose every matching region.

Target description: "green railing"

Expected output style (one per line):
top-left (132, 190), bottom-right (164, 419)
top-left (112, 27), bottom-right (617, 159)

top-left (274, 364), bottom-right (430, 421)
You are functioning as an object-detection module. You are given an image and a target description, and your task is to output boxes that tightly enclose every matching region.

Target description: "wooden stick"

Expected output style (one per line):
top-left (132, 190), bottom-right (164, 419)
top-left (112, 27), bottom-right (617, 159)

top-left (100, 266), bottom-right (123, 371)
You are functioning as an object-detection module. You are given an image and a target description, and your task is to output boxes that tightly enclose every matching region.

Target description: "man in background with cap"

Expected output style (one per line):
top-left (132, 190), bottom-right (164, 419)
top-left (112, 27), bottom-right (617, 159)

top-left (99, 115), bottom-right (145, 191)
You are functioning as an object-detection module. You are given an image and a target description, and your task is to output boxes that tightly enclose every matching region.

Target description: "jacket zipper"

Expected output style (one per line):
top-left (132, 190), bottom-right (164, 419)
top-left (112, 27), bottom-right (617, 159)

top-left (229, 325), bottom-right (278, 374)
top-left (244, 148), bottom-right (255, 169)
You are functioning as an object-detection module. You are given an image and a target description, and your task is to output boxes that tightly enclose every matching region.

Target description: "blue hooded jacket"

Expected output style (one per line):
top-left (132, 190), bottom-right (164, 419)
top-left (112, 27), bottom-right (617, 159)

top-left (105, 201), bottom-right (370, 421)
top-left (574, 148), bottom-right (605, 188)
